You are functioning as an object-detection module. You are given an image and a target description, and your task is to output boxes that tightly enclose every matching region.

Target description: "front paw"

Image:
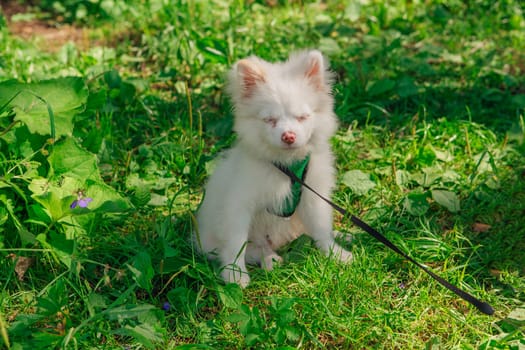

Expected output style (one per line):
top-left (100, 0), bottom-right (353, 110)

top-left (329, 244), bottom-right (353, 263)
top-left (221, 265), bottom-right (251, 288)
top-left (334, 230), bottom-right (353, 243)
top-left (262, 253), bottom-right (283, 271)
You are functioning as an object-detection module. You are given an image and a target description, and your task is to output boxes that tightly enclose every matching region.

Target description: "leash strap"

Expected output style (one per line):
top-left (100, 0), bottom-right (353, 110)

top-left (274, 163), bottom-right (495, 315)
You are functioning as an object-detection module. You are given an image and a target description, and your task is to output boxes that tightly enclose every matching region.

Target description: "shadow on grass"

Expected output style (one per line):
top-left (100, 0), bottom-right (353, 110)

top-left (335, 67), bottom-right (525, 134)
top-left (461, 166), bottom-right (525, 298)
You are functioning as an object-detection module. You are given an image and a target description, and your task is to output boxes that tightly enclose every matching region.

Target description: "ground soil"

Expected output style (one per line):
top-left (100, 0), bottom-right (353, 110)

top-left (1, 1), bottom-right (92, 52)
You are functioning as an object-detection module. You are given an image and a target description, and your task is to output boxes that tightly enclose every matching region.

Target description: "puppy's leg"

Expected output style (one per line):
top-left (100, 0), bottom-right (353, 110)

top-left (209, 212), bottom-right (252, 287)
top-left (300, 195), bottom-right (353, 263)
top-left (219, 241), bottom-right (250, 288)
top-left (261, 241), bottom-right (283, 270)
top-left (296, 153), bottom-right (353, 263)
top-left (245, 238), bottom-right (283, 271)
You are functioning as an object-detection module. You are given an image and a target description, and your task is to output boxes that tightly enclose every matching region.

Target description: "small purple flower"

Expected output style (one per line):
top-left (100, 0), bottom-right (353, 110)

top-left (162, 302), bottom-right (170, 311)
top-left (70, 190), bottom-right (93, 209)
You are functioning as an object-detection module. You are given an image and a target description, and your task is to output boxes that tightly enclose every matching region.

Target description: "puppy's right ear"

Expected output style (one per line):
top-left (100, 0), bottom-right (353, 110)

top-left (236, 59), bottom-right (266, 98)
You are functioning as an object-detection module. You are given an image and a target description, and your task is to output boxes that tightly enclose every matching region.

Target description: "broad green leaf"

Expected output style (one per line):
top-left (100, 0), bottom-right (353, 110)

top-left (431, 189), bottom-right (460, 213)
top-left (147, 193), bottom-right (168, 207)
top-left (245, 333), bottom-right (261, 347)
top-left (404, 192), bottom-right (430, 216)
top-left (44, 138), bottom-right (131, 213)
top-left (30, 177), bottom-right (131, 224)
top-left (128, 252), bottom-right (154, 292)
top-left (113, 323), bottom-right (164, 350)
top-left (421, 167), bottom-right (442, 187)
top-left (434, 148), bottom-right (454, 162)
top-left (34, 191), bottom-right (77, 222)
top-left (105, 304), bottom-right (157, 321)
top-left (29, 177), bottom-right (70, 198)
top-left (395, 169), bottom-right (411, 187)
top-left (18, 227), bottom-right (37, 246)
top-left (502, 307), bottom-right (525, 333)
top-left (0, 77), bottom-right (88, 137)
top-left (28, 204), bottom-right (52, 225)
top-left (411, 167), bottom-right (442, 188)
top-left (48, 232), bottom-right (75, 268)
top-left (284, 328), bottom-right (301, 342)
top-left (87, 293), bottom-right (108, 315)
top-left (441, 170), bottom-right (461, 183)
top-left (162, 239), bottom-right (180, 258)
top-left (217, 283), bottom-right (243, 309)
top-left (131, 186), bottom-right (152, 207)
top-left (1, 194), bottom-right (36, 245)
top-left (226, 311), bottom-right (250, 323)
top-left (37, 278), bottom-right (68, 315)
top-left (86, 180), bottom-right (132, 213)
top-left (29, 176), bottom-right (81, 221)
top-left (342, 170), bottom-right (376, 196)
top-left (48, 137), bottom-right (101, 181)
top-left (126, 173), bottom-right (177, 191)
top-left (473, 152), bottom-right (494, 174)
top-left (507, 307), bottom-right (525, 321)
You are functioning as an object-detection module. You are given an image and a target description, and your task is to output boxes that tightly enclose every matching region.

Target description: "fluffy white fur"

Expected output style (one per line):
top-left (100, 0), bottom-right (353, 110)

top-left (196, 50), bottom-right (352, 287)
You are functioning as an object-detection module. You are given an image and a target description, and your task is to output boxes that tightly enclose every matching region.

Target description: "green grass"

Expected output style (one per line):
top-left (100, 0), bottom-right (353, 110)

top-left (1, 0), bottom-right (524, 349)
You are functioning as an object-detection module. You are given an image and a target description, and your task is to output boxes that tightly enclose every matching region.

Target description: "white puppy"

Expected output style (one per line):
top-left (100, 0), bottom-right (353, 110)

top-left (196, 50), bottom-right (352, 287)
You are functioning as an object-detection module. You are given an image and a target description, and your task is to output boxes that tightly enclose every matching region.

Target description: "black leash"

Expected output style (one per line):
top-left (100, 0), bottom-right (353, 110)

top-left (274, 163), bottom-right (495, 316)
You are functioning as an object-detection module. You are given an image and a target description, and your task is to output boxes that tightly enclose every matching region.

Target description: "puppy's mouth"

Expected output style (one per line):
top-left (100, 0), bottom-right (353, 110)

top-left (281, 143), bottom-right (301, 150)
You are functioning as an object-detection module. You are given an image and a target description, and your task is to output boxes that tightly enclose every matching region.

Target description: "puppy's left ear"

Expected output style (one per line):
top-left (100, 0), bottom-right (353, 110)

top-left (304, 50), bottom-right (326, 91)
top-left (236, 59), bottom-right (266, 98)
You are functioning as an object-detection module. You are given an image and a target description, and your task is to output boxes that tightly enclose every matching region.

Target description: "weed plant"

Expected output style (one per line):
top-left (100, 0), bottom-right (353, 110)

top-left (0, 0), bottom-right (524, 349)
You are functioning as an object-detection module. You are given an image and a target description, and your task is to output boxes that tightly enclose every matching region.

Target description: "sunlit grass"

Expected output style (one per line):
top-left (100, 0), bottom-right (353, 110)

top-left (0, 0), bottom-right (524, 349)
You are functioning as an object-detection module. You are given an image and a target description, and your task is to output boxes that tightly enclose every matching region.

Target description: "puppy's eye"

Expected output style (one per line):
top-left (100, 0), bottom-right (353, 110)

top-left (263, 117), bottom-right (277, 126)
top-left (296, 114), bottom-right (309, 122)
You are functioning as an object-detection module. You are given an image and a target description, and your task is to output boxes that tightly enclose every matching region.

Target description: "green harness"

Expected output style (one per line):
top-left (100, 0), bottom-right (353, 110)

top-left (272, 155), bottom-right (310, 217)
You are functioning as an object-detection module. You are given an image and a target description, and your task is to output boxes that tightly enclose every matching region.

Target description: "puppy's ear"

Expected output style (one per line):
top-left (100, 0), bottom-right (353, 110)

top-left (304, 50), bottom-right (326, 91)
top-left (236, 59), bottom-right (266, 97)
